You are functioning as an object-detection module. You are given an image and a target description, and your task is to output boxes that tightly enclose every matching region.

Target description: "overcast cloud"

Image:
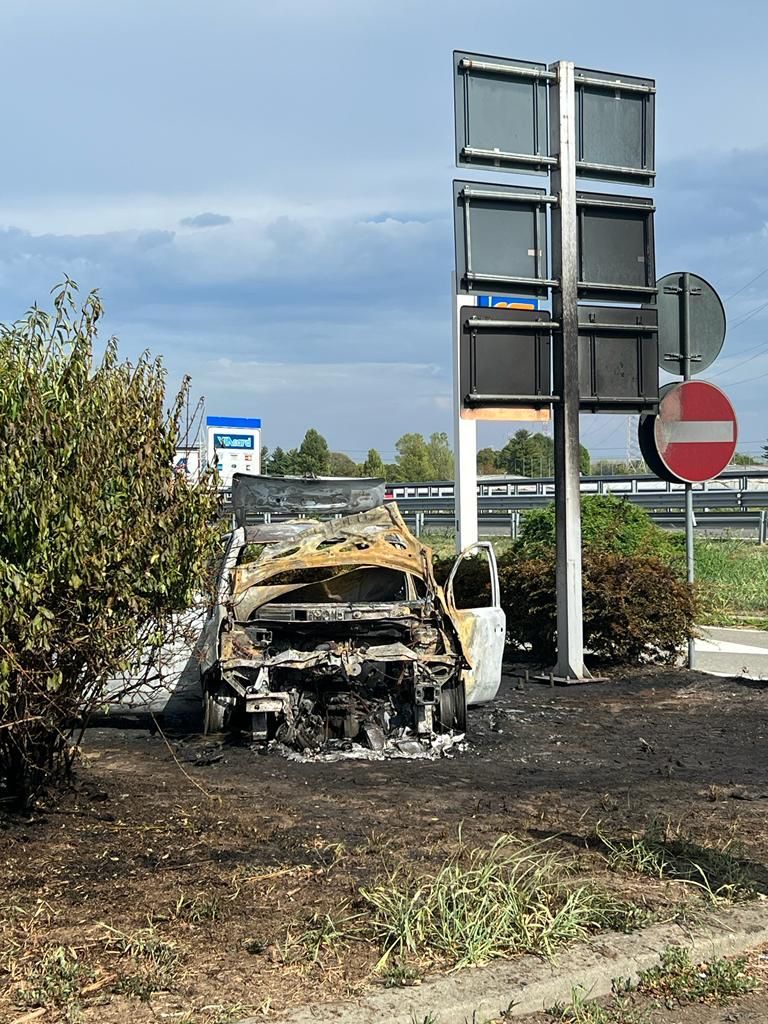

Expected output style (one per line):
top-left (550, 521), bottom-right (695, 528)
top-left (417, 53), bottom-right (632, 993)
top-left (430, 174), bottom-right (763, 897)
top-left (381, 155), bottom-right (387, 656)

top-left (0, 0), bottom-right (766, 458)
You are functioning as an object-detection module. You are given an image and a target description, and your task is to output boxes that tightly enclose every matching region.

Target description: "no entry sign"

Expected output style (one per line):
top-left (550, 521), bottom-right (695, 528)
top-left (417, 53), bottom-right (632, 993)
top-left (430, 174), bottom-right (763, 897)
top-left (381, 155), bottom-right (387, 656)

top-left (639, 380), bottom-right (738, 484)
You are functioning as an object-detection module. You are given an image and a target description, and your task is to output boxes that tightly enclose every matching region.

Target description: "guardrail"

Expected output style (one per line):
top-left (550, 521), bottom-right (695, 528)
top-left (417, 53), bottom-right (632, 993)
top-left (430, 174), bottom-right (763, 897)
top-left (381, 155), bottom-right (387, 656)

top-left (385, 468), bottom-right (768, 501)
top-left (399, 509), bottom-right (768, 543)
top-left (219, 471), bottom-right (768, 542)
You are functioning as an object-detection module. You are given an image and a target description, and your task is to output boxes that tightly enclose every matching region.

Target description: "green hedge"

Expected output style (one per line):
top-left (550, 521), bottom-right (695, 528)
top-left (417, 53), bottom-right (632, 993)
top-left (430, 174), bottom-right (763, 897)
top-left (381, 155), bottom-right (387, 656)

top-left (434, 498), bottom-right (695, 665)
top-left (502, 550), bottom-right (694, 663)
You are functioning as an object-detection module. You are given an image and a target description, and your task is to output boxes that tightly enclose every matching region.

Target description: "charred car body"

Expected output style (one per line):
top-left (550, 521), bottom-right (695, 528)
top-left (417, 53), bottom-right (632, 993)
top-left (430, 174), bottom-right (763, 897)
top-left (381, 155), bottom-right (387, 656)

top-left (199, 475), bottom-right (505, 752)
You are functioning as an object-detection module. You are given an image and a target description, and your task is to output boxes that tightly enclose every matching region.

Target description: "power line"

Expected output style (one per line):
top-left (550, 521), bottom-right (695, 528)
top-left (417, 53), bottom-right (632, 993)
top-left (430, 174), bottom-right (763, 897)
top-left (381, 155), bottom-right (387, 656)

top-left (724, 266), bottom-right (768, 302)
top-left (729, 296), bottom-right (768, 330)
top-left (718, 366), bottom-right (768, 388)
top-left (711, 344), bottom-right (768, 381)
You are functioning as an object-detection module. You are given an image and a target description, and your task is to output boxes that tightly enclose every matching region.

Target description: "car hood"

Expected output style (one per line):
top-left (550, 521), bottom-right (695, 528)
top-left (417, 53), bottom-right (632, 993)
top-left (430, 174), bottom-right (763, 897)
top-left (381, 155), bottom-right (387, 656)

top-left (232, 473), bottom-right (385, 525)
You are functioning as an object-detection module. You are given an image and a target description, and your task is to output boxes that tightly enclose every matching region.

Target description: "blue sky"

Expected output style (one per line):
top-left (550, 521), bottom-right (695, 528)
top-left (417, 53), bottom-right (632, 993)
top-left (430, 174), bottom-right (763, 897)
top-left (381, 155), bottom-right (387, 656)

top-left (0, 0), bottom-right (766, 462)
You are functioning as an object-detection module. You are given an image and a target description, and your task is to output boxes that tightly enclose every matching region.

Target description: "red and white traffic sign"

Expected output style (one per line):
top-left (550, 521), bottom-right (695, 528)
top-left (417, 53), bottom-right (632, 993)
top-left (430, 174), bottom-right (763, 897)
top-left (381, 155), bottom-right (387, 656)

top-left (639, 380), bottom-right (738, 484)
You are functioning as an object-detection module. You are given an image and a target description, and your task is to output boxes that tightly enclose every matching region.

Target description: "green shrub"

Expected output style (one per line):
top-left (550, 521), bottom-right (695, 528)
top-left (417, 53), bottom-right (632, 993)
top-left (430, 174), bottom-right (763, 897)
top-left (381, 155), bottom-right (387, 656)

top-left (519, 494), bottom-right (673, 560)
top-left (0, 281), bottom-right (219, 808)
top-left (432, 552), bottom-right (491, 608)
top-left (432, 496), bottom-right (694, 664)
top-left (502, 550), bottom-right (695, 663)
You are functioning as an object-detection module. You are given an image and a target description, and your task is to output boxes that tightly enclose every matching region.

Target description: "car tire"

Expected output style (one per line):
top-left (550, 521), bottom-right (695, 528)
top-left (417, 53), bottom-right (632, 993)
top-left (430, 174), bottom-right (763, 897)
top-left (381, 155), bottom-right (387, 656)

top-left (203, 691), bottom-right (231, 735)
top-left (439, 677), bottom-right (467, 733)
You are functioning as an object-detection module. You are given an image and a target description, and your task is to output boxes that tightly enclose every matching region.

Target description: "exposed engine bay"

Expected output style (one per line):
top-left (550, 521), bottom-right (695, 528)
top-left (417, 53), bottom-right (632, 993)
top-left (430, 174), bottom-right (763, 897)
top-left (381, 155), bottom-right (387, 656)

top-left (199, 479), bottom-right (505, 756)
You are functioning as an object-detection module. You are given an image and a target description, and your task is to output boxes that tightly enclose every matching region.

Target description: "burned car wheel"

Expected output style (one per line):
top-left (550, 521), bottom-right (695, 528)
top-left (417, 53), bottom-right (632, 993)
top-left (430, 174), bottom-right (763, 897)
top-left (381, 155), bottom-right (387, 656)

top-left (203, 689), bottom-right (233, 735)
top-left (439, 678), bottom-right (467, 733)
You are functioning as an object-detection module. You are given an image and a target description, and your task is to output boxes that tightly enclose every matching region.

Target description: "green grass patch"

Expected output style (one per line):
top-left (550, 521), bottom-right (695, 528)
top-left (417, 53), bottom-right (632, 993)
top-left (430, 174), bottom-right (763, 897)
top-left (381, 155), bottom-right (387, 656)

top-left (103, 923), bottom-right (183, 1001)
top-left (15, 945), bottom-right (95, 1023)
top-left (548, 947), bottom-right (758, 1021)
top-left (637, 945), bottom-right (758, 1005)
top-left (548, 985), bottom-right (649, 1023)
top-left (358, 836), bottom-right (645, 970)
top-left (693, 539), bottom-right (768, 625)
top-left (596, 827), bottom-right (759, 902)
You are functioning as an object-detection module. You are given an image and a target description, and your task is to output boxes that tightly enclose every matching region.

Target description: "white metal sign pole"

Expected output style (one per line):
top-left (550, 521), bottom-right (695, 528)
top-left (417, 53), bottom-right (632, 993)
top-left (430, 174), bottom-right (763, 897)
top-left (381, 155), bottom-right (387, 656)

top-left (452, 273), bottom-right (478, 553)
top-left (549, 61), bottom-right (587, 679)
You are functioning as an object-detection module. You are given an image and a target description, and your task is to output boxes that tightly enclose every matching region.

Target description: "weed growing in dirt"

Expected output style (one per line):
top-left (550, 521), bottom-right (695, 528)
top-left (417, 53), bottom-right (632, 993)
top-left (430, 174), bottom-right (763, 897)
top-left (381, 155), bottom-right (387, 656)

top-left (103, 922), bottom-right (183, 1000)
top-left (596, 826), bottom-right (758, 901)
top-left (382, 962), bottom-right (423, 987)
top-left (550, 948), bottom-right (760, 1022)
top-left (175, 1005), bottom-right (253, 1024)
top-left (637, 946), bottom-right (758, 1005)
top-left (282, 911), bottom-right (357, 965)
top-left (359, 836), bottom-right (645, 970)
top-left (15, 945), bottom-right (95, 1022)
top-left (548, 985), bottom-right (650, 1023)
top-left (173, 891), bottom-right (221, 924)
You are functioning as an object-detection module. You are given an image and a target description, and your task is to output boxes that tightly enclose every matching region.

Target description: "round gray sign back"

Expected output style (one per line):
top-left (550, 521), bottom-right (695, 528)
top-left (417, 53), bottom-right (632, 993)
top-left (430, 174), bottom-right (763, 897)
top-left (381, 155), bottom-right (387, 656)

top-left (653, 272), bottom-right (726, 376)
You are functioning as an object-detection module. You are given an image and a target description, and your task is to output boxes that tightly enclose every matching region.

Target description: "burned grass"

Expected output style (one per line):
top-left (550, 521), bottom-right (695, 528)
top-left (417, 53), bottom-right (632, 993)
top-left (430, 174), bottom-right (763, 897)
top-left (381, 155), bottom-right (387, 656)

top-left (1, 668), bottom-right (768, 1022)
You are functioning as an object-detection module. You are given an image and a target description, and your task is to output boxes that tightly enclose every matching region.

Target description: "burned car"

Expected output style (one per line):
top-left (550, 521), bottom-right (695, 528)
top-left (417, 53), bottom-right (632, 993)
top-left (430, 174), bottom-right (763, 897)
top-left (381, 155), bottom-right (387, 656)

top-left (199, 475), bottom-right (505, 753)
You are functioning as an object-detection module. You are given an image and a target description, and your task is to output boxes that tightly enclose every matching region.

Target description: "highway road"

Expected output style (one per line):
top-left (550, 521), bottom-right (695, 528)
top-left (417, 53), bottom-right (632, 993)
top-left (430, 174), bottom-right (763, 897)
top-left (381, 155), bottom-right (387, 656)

top-left (695, 626), bottom-right (768, 680)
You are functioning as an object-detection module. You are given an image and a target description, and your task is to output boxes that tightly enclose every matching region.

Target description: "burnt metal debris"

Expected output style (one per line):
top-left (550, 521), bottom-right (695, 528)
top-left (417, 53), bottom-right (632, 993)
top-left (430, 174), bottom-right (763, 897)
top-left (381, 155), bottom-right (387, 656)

top-left (200, 479), bottom-right (505, 756)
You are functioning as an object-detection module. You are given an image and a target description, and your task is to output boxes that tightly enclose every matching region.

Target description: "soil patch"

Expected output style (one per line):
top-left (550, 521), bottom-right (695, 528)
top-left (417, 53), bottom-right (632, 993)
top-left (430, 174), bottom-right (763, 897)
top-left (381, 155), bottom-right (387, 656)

top-left (2, 666), bottom-right (768, 1023)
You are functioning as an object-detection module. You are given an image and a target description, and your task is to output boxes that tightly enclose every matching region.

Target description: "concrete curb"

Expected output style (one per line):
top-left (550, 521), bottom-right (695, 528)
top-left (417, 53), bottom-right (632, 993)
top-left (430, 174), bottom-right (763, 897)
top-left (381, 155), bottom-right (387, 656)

top-left (245, 901), bottom-right (768, 1024)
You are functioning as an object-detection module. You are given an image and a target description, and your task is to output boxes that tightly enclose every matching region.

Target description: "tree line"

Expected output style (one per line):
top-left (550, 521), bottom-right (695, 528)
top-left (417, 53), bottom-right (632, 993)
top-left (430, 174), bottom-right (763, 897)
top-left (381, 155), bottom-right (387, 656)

top-left (262, 425), bottom-right (768, 485)
top-left (262, 429), bottom-right (454, 482)
top-left (262, 427), bottom-right (597, 482)
top-left (477, 429), bottom-right (590, 477)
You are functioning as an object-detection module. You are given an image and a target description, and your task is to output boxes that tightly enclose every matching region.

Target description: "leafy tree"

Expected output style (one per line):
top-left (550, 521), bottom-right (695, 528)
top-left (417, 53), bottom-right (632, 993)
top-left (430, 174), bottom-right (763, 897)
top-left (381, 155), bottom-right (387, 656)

top-left (328, 451), bottom-right (359, 476)
top-left (426, 431), bottom-right (453, 480)
top-left (496, 429), bottom-right (589, 477)
top-left (361, 448), bottom-right (386, 477)
top-left (497, 430), bottom-right (549, 476)
top-left (394, 433), bottom-right (433, 482)
top-left (0, 282), bottom-right (219, 808)
top-left (733, 452), bottom-right (761, 466)
top-left (393, 432), bottom-right (454, 482)
top-left (260, 445), bottom-right (269, 469)
top-left (295, 428), bottom-right (330, 475)
top-left (477, 447), bottom-right (499, 475)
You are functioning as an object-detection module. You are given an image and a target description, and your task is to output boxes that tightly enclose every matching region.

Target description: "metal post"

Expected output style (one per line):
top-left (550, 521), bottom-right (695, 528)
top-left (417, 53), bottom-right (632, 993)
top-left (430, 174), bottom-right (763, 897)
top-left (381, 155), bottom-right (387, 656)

top-left (681, 272), bottom-right (696, 669)
top-left (452, 273), bottom-right (478, 553)
top-left (549, 61), bottom-right (587, 679)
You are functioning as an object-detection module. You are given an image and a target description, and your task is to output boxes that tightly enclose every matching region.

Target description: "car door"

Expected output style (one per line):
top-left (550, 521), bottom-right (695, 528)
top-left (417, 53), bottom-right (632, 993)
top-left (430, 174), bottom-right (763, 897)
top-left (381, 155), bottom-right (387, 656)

top-left (445, 542), bottom-right (506, 705)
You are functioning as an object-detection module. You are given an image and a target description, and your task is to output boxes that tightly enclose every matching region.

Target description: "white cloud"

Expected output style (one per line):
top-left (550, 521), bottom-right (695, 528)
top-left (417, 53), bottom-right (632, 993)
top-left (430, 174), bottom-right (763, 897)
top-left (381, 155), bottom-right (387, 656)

top-left (201, 359), bottom-right (451, 452)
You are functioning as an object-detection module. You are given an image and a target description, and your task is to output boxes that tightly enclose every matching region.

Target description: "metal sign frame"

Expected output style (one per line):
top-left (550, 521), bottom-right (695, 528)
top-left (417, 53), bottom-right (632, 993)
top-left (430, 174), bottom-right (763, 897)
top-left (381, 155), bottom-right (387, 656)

top-left (574, 66), bottom-right (656, 186)
top-left (460, 306), bottom-right (553, 408)
top-left (454, 51), bottom-right (553, 174)
top-left (576, 191), bottom-right (656, 302)
top-left (653, 271), bottom-right (726, 376)
top-left (453, 179), bottom-right (553, 297)
top-left (577, 305), bottom-right (659, 412)
top-left (451, 52), bottom-right (658, 683)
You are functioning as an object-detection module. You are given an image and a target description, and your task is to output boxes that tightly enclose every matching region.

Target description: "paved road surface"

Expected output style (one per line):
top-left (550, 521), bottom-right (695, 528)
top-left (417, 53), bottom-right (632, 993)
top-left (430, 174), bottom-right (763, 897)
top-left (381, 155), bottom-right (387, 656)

top-left (695, 625), bottom-right (768, 679)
